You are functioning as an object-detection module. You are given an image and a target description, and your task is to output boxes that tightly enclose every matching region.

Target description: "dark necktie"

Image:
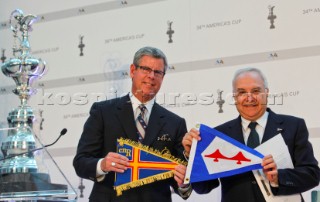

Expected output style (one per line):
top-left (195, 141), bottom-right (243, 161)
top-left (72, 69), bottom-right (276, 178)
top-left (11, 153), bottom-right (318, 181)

top-left (137, 104), bottom-right (147, 142)
top-left (247, 122), bottom-right (260, 148)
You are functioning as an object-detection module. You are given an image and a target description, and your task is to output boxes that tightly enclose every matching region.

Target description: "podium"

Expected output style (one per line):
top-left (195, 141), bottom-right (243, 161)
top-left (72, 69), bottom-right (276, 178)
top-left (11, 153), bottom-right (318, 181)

top-left (0, 127), bottom-right (77, 202)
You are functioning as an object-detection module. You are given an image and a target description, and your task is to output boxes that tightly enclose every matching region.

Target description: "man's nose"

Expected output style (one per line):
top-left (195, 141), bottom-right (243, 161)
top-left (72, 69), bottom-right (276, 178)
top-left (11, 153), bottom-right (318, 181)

top-left (246, 93), bottom-right (255, 101)
top-left (147, 70), bottom-right (155, 78)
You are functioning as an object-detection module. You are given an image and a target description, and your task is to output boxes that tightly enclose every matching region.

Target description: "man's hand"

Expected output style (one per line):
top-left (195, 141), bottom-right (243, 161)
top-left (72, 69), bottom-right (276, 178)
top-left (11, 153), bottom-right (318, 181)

top-left (174, 164), bottom-right (187, 186)
top-left (182, 128), bottom-right (201, 158)
top-left (101, 152), bottom-right (129, 173)
top-left (174, 164), bottom-right (192, 198)
top-left (262, 154), bottom-right (279, 185)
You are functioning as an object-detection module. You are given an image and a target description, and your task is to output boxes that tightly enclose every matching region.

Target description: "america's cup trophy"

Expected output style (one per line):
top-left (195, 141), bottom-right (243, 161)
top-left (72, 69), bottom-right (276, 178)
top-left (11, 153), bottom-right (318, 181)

top-left (0, 9), bottom-right (66, 193)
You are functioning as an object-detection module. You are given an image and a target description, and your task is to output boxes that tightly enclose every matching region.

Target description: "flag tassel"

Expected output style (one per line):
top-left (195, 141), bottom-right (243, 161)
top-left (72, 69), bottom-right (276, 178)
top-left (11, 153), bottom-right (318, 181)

top-left (115, 171), bottom-right (174, 196)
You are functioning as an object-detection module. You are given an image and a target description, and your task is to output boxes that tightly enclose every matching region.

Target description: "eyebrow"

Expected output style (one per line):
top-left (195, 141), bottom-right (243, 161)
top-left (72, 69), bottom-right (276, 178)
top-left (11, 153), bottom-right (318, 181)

top-left (236, 87), bottom-right (262, 91)
top-left (140, 66), bottom-right (164, 71)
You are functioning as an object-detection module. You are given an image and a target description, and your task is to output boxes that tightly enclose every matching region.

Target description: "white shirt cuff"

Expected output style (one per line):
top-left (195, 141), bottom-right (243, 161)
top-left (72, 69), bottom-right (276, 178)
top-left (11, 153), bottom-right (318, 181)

top-left (178, 183), bottom-right (192, 199)
top-left (270, 181), bottom-right (279, 187)
top-left (96, 158), bottom-right (107, 181)
top-left (183, 150), bottom-right (189, 161)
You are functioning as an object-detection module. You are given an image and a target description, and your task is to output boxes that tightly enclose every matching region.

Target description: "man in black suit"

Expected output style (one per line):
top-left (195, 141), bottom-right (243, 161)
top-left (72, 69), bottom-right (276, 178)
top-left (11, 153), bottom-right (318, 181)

top-left (73, 46), bottom-right (191, 202)
top-left (182, 67), bottom-right (320, 202)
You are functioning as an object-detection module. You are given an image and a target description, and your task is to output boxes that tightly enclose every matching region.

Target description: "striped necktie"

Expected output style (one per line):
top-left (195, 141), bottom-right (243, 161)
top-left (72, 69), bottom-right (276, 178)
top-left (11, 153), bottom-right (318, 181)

top-left (137, 104), bottom-right (147, 142)
top-left (247, 122), bottom-right (260, 148)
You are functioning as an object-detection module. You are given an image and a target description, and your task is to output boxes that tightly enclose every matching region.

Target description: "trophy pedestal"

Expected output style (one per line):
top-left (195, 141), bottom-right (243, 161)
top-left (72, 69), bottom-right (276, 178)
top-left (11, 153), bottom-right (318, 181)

top-left (0, 173), bottom-right (67, 192)
top-left (0, 128), bottom-right (76, 202)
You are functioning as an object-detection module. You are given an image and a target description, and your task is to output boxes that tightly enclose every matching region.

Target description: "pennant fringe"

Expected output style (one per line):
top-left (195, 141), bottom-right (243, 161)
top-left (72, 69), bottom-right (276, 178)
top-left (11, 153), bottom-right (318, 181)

top-left (115, 171), bottom-right (174, 196)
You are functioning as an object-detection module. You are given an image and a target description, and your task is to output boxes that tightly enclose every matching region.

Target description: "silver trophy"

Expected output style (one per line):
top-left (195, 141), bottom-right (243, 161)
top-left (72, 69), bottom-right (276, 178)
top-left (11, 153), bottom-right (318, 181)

top-left (0, 10), bottom-right (73, 198)
top-left (1, 9), bottom-right (46, 174)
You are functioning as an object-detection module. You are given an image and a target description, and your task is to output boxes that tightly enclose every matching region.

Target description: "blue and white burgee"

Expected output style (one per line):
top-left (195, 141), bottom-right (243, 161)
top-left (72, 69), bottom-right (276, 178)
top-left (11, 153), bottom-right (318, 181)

top-left (184, 124), bottom-right (264, 184)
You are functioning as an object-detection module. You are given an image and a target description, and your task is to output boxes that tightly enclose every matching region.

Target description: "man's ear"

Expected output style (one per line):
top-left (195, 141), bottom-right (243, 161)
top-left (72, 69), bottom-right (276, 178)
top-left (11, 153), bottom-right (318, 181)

top-left (130, 64), bottom-right (136, 78)
top-left (265, 88), bottom-right (269, 96)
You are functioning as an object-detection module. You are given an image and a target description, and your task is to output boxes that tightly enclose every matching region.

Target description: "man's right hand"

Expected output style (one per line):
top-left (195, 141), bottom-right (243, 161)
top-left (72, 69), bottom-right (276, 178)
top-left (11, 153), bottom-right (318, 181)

top-left (182, 128), bottom-right (201, 158)
top-left (101, 152), bottom-right (129, 173)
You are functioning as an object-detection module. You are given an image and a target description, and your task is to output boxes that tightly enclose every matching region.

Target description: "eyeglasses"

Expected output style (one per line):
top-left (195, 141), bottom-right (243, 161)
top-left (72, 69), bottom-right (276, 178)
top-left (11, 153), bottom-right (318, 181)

top-left (136, 66), bottom-right (165, 78)
top-left (234, 88), bottom-right (267, 98)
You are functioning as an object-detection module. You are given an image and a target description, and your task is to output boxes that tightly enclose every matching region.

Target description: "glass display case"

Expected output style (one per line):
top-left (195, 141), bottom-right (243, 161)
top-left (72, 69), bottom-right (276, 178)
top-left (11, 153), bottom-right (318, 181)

top-left (0, 127), bottom-right (77, 201)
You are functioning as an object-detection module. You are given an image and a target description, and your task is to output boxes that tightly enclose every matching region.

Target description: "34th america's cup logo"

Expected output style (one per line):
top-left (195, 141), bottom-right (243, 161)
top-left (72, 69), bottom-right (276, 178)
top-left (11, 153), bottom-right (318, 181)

top-left (268, 6), bottom-right (276, 29)
top-left (78, 178), bottom-right (86, 198)
top-left (1, 49), bottom-right (6, 63)
top-left (216, 89), bottom-right (225, 113)
top-left (78, 35), bottom-right (85, 56)
top-left (166, 21), bottom-right (174, 43)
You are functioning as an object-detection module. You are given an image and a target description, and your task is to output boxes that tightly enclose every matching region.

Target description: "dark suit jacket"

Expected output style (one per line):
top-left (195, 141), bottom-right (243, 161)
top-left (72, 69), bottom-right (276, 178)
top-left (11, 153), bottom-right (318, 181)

top-left (192, 108), bottom-right (320, 202)
top-left (73, 95), bottom-right (187, 202)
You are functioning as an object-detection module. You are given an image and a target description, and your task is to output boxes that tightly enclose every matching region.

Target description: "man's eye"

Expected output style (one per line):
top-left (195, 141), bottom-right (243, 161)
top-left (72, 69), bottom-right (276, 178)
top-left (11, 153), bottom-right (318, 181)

top-left (252, 90), bottom-right (261, 94)
top-left (142, 67), bottom-right (150, 71)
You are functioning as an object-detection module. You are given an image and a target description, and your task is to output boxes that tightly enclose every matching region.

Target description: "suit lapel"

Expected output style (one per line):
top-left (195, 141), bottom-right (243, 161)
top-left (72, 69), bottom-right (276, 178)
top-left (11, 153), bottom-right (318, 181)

top-left (116, 95), bottom-right (139, 142)
top-left (261, 109), bottom-right (284, 143)
top-left (224, 116), bottom-right (246, 145)
top-left (225, 109), bottom-right (284, 145)
top-left (143, 103), bottom-right (165, 146)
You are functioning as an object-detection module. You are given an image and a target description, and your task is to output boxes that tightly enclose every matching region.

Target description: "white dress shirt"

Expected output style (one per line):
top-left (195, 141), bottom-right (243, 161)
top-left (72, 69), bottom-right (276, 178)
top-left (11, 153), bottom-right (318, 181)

top-left (96, 92), bottom-right (155, 177)
top-left (241, 111), bottom-right (269, 146)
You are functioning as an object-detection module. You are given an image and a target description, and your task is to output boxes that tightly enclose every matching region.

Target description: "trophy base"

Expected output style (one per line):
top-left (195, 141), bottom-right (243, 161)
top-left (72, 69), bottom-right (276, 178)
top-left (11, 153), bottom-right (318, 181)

top-left (0, 172), bottom-right (67, 192)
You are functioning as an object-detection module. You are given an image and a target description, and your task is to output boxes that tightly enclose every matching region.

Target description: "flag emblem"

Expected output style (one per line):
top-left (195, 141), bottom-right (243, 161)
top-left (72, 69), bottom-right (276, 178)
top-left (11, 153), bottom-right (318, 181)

top-left (115, 138), bottom-right (187, 196)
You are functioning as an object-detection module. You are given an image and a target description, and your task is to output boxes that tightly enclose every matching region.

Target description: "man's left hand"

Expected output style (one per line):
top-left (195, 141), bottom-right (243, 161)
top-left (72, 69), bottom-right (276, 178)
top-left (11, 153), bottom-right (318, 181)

top-left (262, 154), bottom-right (279, 185)
top-left (174, 164), bottom-right (187, 186)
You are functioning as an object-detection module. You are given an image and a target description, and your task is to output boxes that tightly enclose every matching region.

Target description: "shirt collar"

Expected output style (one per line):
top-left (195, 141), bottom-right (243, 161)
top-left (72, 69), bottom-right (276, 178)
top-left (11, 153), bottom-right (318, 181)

top-left (241, 111), bottom-right (269, 130)
top-left (129, 92), bottom-right (155, 112)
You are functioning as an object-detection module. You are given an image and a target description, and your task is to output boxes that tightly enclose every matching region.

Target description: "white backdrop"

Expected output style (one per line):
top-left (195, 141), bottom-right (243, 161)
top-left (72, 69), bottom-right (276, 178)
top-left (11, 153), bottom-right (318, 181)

top-left (1, 1), bottom-right (320, 201)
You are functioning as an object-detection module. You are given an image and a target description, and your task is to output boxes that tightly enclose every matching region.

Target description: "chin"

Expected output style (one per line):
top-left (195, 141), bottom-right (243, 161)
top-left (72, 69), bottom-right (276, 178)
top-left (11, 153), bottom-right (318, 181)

top-left (143, 88), bottom-right (157, 95)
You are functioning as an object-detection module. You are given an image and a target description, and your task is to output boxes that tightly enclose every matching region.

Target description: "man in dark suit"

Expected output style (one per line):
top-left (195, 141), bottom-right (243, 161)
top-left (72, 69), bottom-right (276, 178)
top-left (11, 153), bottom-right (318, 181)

top-left (73, 46), bottom-right (191, 202)
top-left (182, 67), bottom-right (320, 202)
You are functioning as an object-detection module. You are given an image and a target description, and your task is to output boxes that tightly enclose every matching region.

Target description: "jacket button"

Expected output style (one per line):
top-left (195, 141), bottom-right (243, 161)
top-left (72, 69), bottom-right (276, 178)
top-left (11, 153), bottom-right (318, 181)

top-left (252, 181), bottom-right (257, 184)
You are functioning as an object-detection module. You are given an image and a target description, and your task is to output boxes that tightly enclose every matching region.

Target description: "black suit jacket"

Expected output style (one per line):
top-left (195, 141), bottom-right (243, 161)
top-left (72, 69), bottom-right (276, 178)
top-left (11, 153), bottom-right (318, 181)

top-left (192, 108), bottom-right (320, 202)
top-left (73, 95), bottom-right (187, 202)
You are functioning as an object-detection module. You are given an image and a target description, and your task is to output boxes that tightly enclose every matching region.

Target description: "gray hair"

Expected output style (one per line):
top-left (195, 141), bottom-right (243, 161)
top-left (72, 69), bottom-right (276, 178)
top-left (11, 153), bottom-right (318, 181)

top-left (133, 46), bottom-right (168, 73)
top-left (232, 67), bottom-right (268, 91)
